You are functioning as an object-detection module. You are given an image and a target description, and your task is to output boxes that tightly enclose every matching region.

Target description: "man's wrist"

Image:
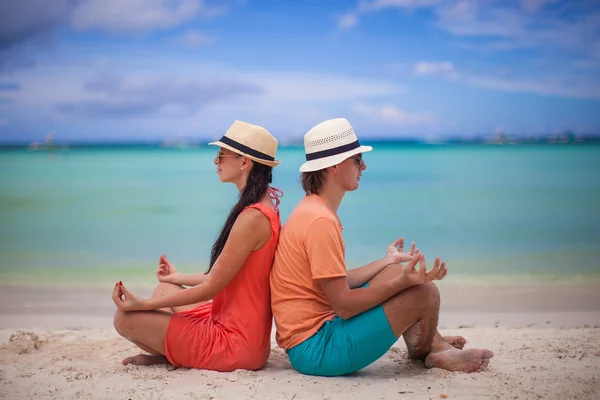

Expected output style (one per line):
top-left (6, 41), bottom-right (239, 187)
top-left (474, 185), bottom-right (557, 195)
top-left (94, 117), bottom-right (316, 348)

top-left (391, 274), bottom-right (411, 292)
top-left (382, 256), bottom-right (394, 266)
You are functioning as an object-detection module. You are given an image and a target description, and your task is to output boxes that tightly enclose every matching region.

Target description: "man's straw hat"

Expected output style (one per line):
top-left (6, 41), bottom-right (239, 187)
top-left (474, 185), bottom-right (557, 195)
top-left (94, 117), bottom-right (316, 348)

top-left (299, 118), bottom-right (372, 172)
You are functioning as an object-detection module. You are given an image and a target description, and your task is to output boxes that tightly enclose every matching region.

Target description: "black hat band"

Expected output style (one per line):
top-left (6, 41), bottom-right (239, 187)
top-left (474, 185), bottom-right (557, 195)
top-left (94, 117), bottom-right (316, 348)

top-left (305, 140), bottom-right (361, 161)
top-left (219, 136), bottom-right (275, 161)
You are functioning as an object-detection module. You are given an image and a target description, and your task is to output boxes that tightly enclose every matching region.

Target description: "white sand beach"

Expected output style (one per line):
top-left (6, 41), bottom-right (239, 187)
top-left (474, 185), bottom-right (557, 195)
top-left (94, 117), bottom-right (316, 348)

top-left (1, 283), bottom-right (599, 400)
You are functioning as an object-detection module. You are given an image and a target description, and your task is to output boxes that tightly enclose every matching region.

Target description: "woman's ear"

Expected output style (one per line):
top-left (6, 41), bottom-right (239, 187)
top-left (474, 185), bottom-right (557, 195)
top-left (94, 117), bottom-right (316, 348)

top-left (241, 157), bottom-right (252, 171)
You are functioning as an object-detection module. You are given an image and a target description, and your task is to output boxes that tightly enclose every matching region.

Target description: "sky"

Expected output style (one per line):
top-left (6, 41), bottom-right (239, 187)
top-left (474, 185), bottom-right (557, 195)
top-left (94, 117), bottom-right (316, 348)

top-left (0, 0), bottom-right (599, 143)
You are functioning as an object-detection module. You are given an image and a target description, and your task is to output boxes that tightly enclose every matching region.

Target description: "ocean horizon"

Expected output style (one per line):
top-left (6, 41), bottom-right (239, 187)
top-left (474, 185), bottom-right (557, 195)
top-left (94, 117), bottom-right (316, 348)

top-left (2, 130), bottom-right (600, 148)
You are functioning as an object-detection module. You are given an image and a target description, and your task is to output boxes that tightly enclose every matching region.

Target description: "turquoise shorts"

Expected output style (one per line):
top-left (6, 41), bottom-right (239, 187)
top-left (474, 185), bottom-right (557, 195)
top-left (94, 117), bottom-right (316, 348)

top-left (287, 286), bottom-right (397, 377)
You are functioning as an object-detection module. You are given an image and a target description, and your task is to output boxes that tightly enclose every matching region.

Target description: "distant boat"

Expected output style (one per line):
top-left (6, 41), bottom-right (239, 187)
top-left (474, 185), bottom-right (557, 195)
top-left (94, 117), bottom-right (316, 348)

top-left (28, 133), bottom-right (69, 155)
top-left (30, 133), bottom-right (57, 151)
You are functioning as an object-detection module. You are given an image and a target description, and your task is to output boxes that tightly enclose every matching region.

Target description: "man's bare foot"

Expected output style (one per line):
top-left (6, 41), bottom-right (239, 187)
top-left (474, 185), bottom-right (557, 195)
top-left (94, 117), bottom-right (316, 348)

top-left (444, 335), bottom-right (467, 350)
top-left (122, 354), bottom-right (170, 366)
top-left (424, 348), bottom-right (494, 373)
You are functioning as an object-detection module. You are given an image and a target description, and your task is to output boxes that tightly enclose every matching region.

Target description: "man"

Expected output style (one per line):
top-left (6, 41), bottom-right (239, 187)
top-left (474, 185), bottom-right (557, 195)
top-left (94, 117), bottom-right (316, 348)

top-left (270, 118), bottom-right (493, 377)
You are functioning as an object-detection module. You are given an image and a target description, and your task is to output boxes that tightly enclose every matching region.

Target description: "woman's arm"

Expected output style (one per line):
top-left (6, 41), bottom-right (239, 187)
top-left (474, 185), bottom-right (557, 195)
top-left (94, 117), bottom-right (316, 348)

top-left (113, 208), bottom-right (271, 312)
top-left (162, 273), bottom-right (208, 287)
top-left (156, 255), bottom-right (209, 286)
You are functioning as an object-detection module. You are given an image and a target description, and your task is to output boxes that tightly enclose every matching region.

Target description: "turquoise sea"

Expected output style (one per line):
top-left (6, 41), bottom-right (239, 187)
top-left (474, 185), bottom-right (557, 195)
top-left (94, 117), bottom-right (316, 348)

top-left (1, 144), bottom-right (600, 285)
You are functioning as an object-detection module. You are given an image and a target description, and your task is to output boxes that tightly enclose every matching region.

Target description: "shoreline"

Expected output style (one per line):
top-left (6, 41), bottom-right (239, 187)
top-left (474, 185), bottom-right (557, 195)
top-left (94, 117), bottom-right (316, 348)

top-left (3, 268), bottom-right (600, 288)
top-left (1, 282), bottom-right (599, 330)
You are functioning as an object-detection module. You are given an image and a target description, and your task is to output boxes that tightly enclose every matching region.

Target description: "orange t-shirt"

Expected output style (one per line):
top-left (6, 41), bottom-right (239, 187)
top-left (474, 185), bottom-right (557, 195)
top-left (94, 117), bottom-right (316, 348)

top-left (270, 194), bottom-right (347, 350)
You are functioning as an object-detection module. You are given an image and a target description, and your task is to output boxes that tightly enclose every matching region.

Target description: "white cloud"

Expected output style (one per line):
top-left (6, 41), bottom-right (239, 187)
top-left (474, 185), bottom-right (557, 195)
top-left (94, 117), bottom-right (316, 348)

top-left (354, 103), bottom-right (437, 126)
top-left (55, 73), bottom-right (263, 118)
top-left (436, 2), bottom-right (527, 38)
top-left (4, 53), bottom-right (408, 139)
top-left (71, 0), bottom-right (227, 32)
top-left (337, 13), bottom-right (359, 30)
top-left (0, 0), bottom-right (73, 48)
top-left (0, 0), bottom-right (230, 42)
top-left (341, 0), bottom-right (443, 30)
top-left (435, 2), bottom-right (600, 61)
top-left (246, 72), bottom-right (404, 102)
top-left (360, 0), bottom-right (442, 12)
top-left (412, 60), bottom-right (600, 99)
top-left (467, 76), bottom-right (600, 99)
top-left (177, 29), bottom-right (216, 46)
top-left (520, 0), bottom-right (559, 13)
top-left (339, 0), bottom-right (600, 69)
top-left (413, 61), bottom-right (458, 79)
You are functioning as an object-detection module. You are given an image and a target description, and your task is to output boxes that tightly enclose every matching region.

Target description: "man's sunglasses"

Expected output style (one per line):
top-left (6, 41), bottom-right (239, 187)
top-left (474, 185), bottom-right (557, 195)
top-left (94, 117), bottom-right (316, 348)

top-left (350, 154), bottom-right (363, 165)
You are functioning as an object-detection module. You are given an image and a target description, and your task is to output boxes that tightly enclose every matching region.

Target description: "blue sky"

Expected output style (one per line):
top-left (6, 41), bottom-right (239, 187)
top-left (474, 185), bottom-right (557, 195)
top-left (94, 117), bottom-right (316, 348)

top-left (0, 0), bottom-right (599, 143)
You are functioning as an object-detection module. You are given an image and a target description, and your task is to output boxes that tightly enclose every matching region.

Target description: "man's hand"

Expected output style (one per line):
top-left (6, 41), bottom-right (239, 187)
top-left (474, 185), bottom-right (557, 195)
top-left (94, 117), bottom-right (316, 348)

top-left (112, 281), bottom-right (147, 312)
top-left (156, 254), bottom-right (179, 283)
top-left (385, 237), bottom-right (417, 264)
top-left (400, 253), bottom-right (447, 288)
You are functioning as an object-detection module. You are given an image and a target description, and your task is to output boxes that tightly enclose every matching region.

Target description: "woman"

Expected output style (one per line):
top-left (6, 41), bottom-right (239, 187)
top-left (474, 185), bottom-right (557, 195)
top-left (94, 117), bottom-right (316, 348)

top-left (112, 120), bottom-right (283, 372)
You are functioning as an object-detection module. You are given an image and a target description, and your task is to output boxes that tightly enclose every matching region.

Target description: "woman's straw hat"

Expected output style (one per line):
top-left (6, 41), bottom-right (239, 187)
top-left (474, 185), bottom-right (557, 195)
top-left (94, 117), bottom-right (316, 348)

top-left (209, 120), bottom-right (280, 167)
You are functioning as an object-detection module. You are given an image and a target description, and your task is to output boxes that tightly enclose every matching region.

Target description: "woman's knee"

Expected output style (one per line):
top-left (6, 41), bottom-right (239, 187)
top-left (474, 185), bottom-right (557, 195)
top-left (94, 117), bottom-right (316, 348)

top-left (113, 310), bottom-right (129, 336)
top-left (152, 282), bottom-right (183, 298)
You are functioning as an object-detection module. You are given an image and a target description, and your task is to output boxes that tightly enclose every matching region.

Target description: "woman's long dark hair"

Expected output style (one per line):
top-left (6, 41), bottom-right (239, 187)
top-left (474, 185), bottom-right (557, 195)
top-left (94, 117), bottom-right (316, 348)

top-left (207, 161), bottom-right (273, 273)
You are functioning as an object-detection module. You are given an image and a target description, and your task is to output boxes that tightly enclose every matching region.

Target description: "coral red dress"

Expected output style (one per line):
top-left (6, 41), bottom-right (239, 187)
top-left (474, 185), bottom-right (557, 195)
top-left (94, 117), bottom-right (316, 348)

top-left (164, 196), bottom-right (281, 371)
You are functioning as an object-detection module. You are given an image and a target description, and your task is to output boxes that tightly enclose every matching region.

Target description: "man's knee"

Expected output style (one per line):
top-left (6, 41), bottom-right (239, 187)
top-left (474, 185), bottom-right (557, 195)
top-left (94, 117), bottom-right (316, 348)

top-left (392, 282), bottom-right (439, 310)
top-left (385, 282), bottom-right (439, 314)
top-left (414, 282), bottom-right (440, 307)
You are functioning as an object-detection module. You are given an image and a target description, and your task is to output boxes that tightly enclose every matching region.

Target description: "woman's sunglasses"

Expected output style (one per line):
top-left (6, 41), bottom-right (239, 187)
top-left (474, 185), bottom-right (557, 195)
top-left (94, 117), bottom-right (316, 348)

top-left (215, 151), bottom-right (240, 162)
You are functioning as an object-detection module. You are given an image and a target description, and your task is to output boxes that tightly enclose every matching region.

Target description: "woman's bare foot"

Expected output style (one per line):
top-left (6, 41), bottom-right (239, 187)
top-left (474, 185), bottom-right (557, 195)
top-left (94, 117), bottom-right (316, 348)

top-left (444, 335), bottom-right (467, 350)
top-left (122, 354), bottom-right (170, 366)
top-left (424, 348), bottom-right (494, 373)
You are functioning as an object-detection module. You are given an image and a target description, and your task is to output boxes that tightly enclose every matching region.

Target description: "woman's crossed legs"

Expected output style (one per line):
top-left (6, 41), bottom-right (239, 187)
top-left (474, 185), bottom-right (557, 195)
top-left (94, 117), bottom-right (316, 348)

top-left (113, 282), bottom-right (206, 366)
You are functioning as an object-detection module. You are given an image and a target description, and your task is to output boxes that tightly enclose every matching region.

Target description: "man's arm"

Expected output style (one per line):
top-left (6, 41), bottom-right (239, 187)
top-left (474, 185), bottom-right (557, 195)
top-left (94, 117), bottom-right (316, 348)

top-left (305, 218), bottom-right (432, 320)
top-left (319, 254), bottom-right (445, 320)
top-left (346, 258), bottom-right (392, 289)
top-left (318, 255), bottom-right (419, 319)
top-left (346, 238), bottom-right (416, 288)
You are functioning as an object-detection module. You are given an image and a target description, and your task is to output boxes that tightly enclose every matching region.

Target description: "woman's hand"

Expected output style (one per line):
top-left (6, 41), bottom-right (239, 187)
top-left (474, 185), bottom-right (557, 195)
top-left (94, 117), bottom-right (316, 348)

top-left (156, 255), bottom-right (179, 283)
top-left (112, 281), bottom-right (146, 312)
top-left (385, 237), bottom-right (417, 264)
